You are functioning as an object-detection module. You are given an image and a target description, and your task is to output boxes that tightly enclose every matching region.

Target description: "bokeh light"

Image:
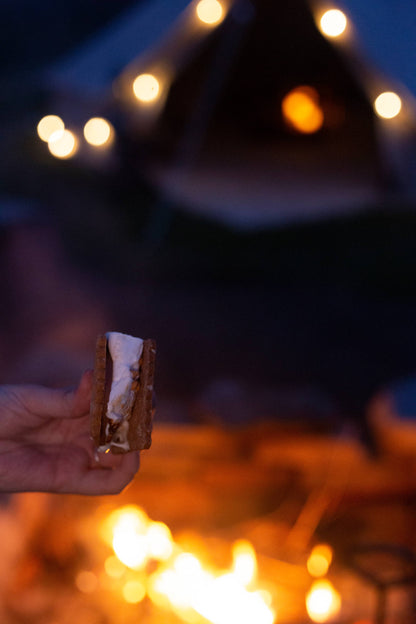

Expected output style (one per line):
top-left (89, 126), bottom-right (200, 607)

top-left (47, 129), bottom-right (78, 159)
top-left (122, 580), bottom-right (146, 604)
top-left (101, 505), bottom-right (149, 546)
top-left (146, 521), bottom-right (174, 561)
top-left (282, 86), bottom-right (324, 134)
top-left (319, 9), bottom-right (347, 38)
top-left (37, 115), bottom-right (65, 142)
top-left (374, 91), bottom-right (402, 119)
top-left (232, 539), bottom-right (257, 586)
top-left (104, 555), bottom-right (126, 579)
top-left (75, 570), bottom-right (99, 594)
top-left (306, 579), bottom-right (341, 623)
top-left (196, 0), bottom-right (224, 25)
top-left (83, 117), bottom-right (114, 147)
top-left (307, 544), bottom-right (333, 577)
top-left (132, 73), bottom-right (160, 103)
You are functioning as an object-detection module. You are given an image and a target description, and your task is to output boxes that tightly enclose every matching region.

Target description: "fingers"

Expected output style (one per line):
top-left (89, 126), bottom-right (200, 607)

top-left (72, 370), bottom-right (93, 419)
top-left (74, 451), bottom-right (141, 496)
top-left (13, 370), bottom-right (93, 421)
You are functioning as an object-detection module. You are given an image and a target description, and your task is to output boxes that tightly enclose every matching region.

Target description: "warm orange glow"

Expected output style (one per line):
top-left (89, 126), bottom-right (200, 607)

top-left (104, 555), bottom-right (126, 578)
top-left (108, 505), bottom-right (175, 570)
top-left (193, 573), bottom-right (275, 624)
top-left (282, 86), bottom-right (324, 134)
top-left (146, 521), bottom-right (174, 560)
top-left (232, 539), bottom-right (258, 586)
top-left (196, 0), bottom-right (224, 25)
top-left (374, 91), bottom-right (402, 119)
top-left (83, 117), bottom-right (114, 147)
top-left (105, 506), bottom-right (275, 624)
top-left (306, 579), bottom-right (341, 622)
top-left (133, 73), bottom-right (160, 103)
top-left (37, 114), bottom-right (65, 142)
top-left (319, 9), bottom-right (347, 38)
top-left (149, 551), bottom-right (275, 624)
top-left (307, 544), bottom-right (333, 577)
top-left (75, 570), bottom-right (98, 594)
top-left (122, 579), bottom-right (146, 604)
top-left (101, 505), bottom-right (149, 546)
top-left (47, 129), bottom-right (78, 159)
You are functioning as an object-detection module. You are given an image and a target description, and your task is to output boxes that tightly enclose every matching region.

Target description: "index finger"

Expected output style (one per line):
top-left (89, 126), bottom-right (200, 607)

top-left (69, 451), bottom-right (141, 496)
top-left (17, 370), bottom-right (93, 421)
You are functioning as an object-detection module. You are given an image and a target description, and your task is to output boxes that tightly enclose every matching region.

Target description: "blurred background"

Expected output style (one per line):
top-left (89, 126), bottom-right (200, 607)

top-left (1, 0), bottom-right (416, 622)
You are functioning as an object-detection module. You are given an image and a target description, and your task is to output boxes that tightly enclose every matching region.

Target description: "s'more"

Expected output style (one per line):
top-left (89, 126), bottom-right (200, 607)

top-left (90, 332), bottom-right (156, 454)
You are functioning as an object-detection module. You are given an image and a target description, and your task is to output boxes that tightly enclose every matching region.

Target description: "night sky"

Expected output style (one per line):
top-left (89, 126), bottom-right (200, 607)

top-left (0, 0), bottom-right (138, 75)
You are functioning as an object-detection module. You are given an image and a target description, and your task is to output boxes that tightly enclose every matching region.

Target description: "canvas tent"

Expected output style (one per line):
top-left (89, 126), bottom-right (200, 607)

top-left (44, 0), bottom-right (416, 229)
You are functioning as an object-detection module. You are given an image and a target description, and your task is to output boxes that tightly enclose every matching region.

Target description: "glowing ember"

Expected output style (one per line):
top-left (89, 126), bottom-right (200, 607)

top-left (104, 555), bottom-right (125, 579)
top-left (122, 579), bottom-right (146, 604)
top-left (307, 544), bottom-right (333, 578)
top-left (146, 521), bottom-right (174, 561)
top-left (306, 579), bottom-right (341, 623)
top-left (103, 504), bottom-right (276, 621)
top-left (231, 539), bottom-right (258, 586)
top-left (75, 570), bottom-right (98, 594)
top-left (148, 551), bottom-right (275, 624)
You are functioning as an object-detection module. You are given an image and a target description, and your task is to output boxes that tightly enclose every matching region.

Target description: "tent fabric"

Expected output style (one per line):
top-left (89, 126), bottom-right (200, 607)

top-left (47, 0), bottom-right (416, 100)
top-left (46, 0), bottom-right (190, 95)
top-left (338, 0), bottom-right (416, 98)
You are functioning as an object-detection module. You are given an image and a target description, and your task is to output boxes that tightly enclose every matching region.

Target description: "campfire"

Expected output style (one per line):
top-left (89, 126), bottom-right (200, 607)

top-left (79, 502), bottom-right (340, 624)
top-left (1, 421), bottom-right (415, 623)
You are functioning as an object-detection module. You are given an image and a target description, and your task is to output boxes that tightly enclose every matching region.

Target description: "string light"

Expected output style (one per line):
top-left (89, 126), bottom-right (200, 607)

top-left (37, 115), bottom-right (65, 142)
top-left (196, 0), bottom-right (224, 25)
top-left (319, 9), bottom-right (347, 38)
top-left (47, 129), bottom-right (78, 159)
top-left (132, 73), bottom-right (160, 103)
top-left (83, 117), bottom-right (114, 147)
top-left (374, 91), bottom-right (402, 119)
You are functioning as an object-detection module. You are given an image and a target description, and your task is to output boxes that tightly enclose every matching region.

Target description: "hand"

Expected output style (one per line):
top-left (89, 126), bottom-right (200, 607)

top-left (0, 371), bottom-right (141, 495)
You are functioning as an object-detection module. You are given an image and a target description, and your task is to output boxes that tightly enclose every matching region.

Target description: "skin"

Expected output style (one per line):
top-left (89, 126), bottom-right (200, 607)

top-left (0, 371), bottom-right (141, 495)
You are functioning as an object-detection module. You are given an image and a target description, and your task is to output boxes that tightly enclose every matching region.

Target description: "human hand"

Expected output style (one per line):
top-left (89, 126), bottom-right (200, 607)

top-left (0, 371), bottom-right (141, 495)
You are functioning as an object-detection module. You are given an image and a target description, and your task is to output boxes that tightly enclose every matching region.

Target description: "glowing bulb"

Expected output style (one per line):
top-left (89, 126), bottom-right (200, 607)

top-left (307, 544), bottom-right (333, 578)
top-left (306, 579), bottom-right (341, 623)
top-left (48, 129), bottom-right (78, 159)
top-left (37, 115), bottom-right (65, 142)
top-left (133, 73), bottom-right (160, 103)
top-left (83, 117), bottom-right (114, 147)
top-left (374, 91), bottom-right (402, 119)
top-left (319, 9), bottom-right (347, 37)
top-left (196, 0), bottom-right (224, 25)
top-left (282, 86), bottom-right (324, 134)
top-left (122, 580), bottom-right (146, 604)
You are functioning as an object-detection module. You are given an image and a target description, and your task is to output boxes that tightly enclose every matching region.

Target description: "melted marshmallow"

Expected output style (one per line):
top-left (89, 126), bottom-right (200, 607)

top-left (106, 331), bottom-right (143, 425)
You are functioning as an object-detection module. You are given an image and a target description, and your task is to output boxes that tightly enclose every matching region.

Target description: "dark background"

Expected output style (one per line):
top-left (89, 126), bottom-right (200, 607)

top-left (1, 0), bottom-right (416, 438)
